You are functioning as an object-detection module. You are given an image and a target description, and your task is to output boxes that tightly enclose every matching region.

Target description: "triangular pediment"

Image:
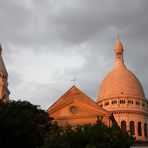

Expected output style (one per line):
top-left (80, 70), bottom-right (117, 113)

top-left (48, 99), bottom-right (109, 118)
top-left (47, 86), bottom-right (109, 116)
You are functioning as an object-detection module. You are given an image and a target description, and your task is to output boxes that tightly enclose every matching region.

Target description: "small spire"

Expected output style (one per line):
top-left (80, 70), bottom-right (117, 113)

top-left (115, 35), bottom-right (123, 51)
top-left (114, 36), bottom-right (125, 67)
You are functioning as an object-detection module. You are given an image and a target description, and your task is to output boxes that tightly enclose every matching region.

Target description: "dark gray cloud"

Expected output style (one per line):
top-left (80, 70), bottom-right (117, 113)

top-left (0, 0), bottom-right (148, 109)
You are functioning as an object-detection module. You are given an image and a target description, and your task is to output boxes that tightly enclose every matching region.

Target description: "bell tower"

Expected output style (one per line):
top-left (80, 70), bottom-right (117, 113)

top-left (0, 44), bottom-right (10, 102)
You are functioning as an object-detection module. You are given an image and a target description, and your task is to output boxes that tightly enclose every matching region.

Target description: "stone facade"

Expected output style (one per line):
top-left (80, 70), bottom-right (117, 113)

top-left (47, 86), bottom-right (111, 127)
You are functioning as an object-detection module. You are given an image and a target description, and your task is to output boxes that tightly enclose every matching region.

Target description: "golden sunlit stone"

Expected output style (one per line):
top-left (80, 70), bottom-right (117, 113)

top-left (97, 38), bottom-right (148, 141)
top-left (48, 37), bottom-right (148, 141)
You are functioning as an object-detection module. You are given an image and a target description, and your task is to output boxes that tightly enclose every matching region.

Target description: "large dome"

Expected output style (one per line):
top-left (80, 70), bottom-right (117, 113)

top-left (99, 66), bottom-right (145, 100)
top-left (98, 38), bottom-right (145, 101)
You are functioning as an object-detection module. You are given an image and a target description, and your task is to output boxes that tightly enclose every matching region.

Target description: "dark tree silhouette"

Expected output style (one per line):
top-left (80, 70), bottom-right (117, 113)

top-left (43, 117), bottom-right (133, 148)
top-left (0, 100), bottom-right (53, 148)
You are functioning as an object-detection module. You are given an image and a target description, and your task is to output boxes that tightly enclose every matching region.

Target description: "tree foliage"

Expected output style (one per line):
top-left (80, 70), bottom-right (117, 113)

top-left (0, 100), bottom-right (133, 148)
top-left (0, 100), bottom-right (52, 148)
top-left (43, 119), bottom-right (133, 148)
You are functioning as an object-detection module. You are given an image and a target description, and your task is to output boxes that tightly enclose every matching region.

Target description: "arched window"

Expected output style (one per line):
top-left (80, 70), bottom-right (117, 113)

top-left (120, 100), bottom-right (126, 104)
top-left (130, 121), bottom-right (135, 135)
top-left (136, 101), bottom-right (140, 105)
top-left (112, 100), bottom-right (117, 104)
top-left (121, 120), bottom-right (126, 131)
top-left (99, 103), bottom-right (103, 107)
top-left (128, 100), bottom-right (133, 104)
top-left (138, 122), bottom-right (142, 136)
top-left (104, 101), bottom-right (109, 106)
top-left (144, 123), bottom-right (147, 138)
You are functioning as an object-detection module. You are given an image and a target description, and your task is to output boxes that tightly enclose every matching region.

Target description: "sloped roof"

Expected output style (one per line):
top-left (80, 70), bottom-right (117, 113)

top-left (47, 85), bottom-right (109, 115)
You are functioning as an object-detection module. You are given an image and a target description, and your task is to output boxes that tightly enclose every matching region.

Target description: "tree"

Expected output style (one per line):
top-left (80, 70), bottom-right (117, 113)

top-left (0, 100), bottom-right (133, 148)
top-left (43, 118), bottom-right (133, 148)
top-left (0, 100), bottom-right (53, 148)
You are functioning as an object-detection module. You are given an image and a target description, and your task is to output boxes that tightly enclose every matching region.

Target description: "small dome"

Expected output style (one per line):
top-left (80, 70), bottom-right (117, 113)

top-left (98, 38), bottom-right (145, 101)
top-left (98, 66), bottom-right (145, 100)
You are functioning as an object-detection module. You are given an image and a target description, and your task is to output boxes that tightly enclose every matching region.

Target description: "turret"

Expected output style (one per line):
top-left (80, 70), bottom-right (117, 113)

top-left (0, 43), bottom-right (10, 102)
top-left (114, 36), bottom-right (125, 67)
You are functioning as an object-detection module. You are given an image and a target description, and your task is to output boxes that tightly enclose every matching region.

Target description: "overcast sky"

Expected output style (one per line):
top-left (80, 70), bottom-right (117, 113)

top-left (0, 0), bottom-right (148, 109)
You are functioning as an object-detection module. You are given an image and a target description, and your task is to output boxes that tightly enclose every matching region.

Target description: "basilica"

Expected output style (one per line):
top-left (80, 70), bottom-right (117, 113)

top-left (47, 38), bottom-right (148, 141)
top-left (0, 37), bottom-right (148, 141)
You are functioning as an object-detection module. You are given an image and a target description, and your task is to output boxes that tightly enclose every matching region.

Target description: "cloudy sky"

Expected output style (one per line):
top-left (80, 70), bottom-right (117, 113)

top-left (0, 0), bottom-right (148, 109)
